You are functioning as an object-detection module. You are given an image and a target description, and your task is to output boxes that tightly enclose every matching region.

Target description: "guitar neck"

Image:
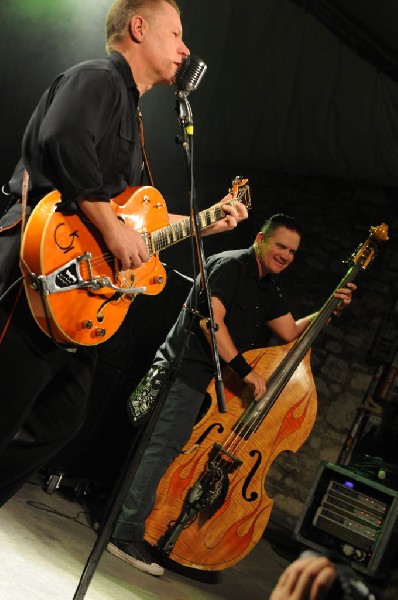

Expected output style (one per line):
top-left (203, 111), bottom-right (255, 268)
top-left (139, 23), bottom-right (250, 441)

top-left (150, 198), bottom-right (239, 254)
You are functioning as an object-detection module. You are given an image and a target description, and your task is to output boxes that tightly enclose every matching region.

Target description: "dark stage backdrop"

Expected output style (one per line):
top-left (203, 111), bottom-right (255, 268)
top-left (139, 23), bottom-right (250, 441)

top-left (3, 0), bottom-right (398, 203)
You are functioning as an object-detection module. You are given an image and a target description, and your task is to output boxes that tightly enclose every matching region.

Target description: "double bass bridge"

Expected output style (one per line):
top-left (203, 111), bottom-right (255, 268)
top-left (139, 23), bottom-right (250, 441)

top-left (158, 443), bottom-right (242, 554)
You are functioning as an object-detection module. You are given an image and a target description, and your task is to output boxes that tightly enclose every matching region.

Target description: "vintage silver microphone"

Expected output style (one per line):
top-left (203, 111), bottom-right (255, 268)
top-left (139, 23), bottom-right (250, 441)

top-left (175, 55), bottom-right (207, 94)
top-left (175, 56), bottom-right (207, 135)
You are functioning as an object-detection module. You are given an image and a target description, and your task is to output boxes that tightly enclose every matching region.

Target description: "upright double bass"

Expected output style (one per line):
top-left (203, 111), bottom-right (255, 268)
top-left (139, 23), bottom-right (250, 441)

top-left (145, 224), bottom-right (389, 571)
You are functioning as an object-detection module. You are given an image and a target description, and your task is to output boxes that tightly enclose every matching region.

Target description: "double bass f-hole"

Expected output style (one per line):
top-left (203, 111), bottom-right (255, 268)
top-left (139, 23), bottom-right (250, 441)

top-left (242, 449), bottom-right (262, 502)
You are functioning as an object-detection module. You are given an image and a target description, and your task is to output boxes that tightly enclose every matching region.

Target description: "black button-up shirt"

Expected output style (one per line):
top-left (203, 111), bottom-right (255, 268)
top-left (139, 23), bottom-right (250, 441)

top-left (155, 246), bottom-right (289, 392)
top-left (9, 52), bottom-right (143, 206)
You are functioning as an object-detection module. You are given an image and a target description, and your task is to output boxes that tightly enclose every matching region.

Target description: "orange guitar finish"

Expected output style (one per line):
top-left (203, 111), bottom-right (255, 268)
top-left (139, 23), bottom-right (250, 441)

top-left (21, 186), bottom-right (170, 346)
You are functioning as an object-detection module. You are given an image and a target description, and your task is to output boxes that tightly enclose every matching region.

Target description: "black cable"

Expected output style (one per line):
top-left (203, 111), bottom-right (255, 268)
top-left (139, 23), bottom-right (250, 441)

top-left (25, 500), bottom-right (94, 530)
top-left (0, 275), bottom-right (24, 305)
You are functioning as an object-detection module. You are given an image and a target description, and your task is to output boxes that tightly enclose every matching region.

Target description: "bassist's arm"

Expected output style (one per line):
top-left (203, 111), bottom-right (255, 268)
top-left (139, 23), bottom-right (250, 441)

top-left (266, 283), bottom-right (357, 341)
top-left (201, 296), bottom-right (267, 400)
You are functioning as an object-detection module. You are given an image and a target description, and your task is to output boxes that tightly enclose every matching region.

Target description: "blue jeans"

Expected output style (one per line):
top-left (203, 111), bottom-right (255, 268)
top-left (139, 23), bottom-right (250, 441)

top-left (113, 377), bottom-right (205, 541)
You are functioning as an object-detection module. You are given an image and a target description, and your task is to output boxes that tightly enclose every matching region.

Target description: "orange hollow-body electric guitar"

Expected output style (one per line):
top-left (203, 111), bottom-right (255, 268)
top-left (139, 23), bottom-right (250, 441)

top-left (20, 177), bottom-right (251, 346)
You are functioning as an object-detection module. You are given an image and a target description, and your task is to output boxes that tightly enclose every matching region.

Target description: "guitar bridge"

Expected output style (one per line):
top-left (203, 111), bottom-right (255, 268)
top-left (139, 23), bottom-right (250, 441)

top-left (28, 252), bottom-right (147, 296)
top-left (28, 253), bottom-right (106, 294)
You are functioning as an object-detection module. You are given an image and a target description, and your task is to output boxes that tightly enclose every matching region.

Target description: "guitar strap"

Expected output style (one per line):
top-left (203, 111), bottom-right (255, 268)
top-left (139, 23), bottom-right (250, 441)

top-left (16, 172), bottom-right (76, 351)
top-left (137, 109), bottom-right (154, 187)
top-left (18, 169), bottom-right (30, 276)
top-left (0, 170), bottom-right (30, 344)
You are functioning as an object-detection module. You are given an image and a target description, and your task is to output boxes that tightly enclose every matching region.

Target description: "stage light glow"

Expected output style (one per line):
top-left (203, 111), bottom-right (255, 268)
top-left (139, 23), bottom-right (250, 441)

top-left (4, 0), bottom-right (110, 23)
top-left (5, 0), bottom-right (67, 19)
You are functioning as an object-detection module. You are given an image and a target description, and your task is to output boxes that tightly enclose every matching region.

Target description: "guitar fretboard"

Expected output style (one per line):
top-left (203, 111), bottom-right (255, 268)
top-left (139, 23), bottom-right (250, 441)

top-left (149, 192), bottom-right (249, 255)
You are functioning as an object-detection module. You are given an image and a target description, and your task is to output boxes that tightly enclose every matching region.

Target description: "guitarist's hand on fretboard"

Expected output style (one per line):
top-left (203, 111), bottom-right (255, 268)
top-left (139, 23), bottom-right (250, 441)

top-left (202, 194), bottom-right (249, 237)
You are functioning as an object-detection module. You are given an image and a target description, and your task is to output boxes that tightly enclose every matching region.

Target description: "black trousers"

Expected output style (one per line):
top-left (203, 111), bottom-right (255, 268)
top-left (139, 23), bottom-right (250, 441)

top-left (0, 292), bottom-right (97, 506)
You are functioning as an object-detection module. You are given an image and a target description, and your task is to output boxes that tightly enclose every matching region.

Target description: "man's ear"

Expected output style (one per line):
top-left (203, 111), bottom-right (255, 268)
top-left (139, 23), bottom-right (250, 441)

top-left (129, 15), bottom-right (145, 43)
top-left (255, 232), bottom-right (264, 246)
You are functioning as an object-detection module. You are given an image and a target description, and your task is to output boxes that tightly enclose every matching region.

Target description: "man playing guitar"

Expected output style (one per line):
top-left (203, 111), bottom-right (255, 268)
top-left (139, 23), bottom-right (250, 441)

top-left (0, 0), bottom-right (247, 508)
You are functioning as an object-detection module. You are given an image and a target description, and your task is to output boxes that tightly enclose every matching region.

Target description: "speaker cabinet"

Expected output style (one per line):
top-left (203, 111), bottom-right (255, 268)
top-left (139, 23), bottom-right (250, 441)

top-left (294, 462), bottom-right (398, 578)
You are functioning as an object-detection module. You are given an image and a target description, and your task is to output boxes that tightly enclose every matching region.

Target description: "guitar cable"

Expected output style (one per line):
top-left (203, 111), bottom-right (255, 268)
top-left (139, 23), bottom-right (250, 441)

top-left (0, 277), bottom-right (24, 345)
top-left (0, 275), bottom-right (24, 305)
top-left (161, 261), bottom-right (194, 284)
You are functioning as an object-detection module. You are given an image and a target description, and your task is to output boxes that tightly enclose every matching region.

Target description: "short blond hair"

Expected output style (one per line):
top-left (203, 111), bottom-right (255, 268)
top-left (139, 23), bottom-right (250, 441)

top-left (106, 0), bottom-right (180, 53)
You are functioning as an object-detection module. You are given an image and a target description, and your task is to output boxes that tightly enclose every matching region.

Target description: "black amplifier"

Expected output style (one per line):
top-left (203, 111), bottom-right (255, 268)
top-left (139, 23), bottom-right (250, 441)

top-left (294, 462), bottom-right (398, 578)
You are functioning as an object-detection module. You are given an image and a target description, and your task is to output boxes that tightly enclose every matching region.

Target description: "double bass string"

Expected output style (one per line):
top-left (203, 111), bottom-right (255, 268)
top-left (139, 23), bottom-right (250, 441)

top-left (201, 340), bottom-right (308, 485)
top-left (200, 384), bottom-right (273, 482)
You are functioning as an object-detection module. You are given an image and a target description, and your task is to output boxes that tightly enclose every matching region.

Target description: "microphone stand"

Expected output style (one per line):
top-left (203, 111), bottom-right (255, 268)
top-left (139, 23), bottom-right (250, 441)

top-left (72, 87), bottom-right (227, 600)
top-left (175, 90), bottom-right (226, 414)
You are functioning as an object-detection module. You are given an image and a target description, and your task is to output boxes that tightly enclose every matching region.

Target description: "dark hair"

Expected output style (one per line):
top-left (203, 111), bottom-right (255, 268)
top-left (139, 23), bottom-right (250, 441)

top-left (260, 213), bottom-right (303, 239)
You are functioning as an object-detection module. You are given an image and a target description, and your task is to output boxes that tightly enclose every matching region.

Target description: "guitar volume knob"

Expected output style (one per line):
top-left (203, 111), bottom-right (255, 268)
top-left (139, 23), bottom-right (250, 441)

top-left (94, 328), bottom-right (106, 337)
top-left (81, 320), bottom-right (93, 329)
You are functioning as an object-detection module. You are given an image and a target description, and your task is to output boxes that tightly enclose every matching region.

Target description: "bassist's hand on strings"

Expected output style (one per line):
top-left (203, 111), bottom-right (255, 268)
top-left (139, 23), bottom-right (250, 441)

top-left (200, 298), bottom-right (266, 401)
top-left (331, 283), bottom-right (357, 318)
top-left (243, 370), bottom-right (267, 401)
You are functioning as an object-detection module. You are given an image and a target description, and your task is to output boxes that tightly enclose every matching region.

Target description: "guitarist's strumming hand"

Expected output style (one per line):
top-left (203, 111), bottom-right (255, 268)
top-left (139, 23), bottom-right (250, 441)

top-left (201, 194), bottom-right (249, 236)
top-left (78, 197), bottom-right (149, 270)
top-left (105, 220), bottom-right (149, 270)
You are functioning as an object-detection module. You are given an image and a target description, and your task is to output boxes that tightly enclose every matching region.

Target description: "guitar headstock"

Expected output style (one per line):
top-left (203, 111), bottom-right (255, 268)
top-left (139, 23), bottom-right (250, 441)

top-left (229, 175), bottom-right (252, 210)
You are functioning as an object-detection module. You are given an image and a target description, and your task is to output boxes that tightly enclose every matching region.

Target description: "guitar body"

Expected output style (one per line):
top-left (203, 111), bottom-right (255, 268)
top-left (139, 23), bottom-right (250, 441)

top-left (20, 176), bottom-right (252, 346)
top-left (21, 186), bottom-right (169, 346)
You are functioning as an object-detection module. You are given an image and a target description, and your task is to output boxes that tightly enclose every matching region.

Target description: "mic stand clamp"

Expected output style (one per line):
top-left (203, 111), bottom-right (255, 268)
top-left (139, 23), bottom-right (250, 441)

top-left (175, 91), bottom-right (193, 160)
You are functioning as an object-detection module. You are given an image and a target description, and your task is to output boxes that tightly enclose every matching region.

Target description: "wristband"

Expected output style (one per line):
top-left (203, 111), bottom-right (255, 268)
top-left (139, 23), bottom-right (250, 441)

top-left (227, 353), bottom-right (252, 379)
